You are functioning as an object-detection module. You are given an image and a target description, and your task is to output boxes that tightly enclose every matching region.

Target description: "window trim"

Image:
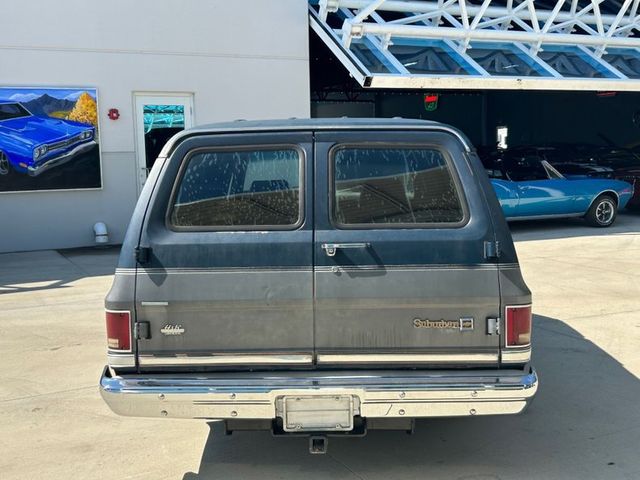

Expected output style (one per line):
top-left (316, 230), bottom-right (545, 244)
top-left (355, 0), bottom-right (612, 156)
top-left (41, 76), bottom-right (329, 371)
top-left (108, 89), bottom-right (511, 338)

top-left (328, 143), bottom-right (470, 230)
top-left (166, 144), bottom-right (306, 232)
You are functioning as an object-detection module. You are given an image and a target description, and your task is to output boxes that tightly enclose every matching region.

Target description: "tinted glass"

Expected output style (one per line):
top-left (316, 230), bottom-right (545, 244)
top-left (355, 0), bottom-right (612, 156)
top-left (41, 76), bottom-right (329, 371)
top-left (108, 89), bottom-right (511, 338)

top-left (0, 103), bottom-right (30, 121)
top-left (333, 147), bottom-right (464, 225)
top-left (504, 157), bottom-right (549, 181)
top-left (603, 49), bottom-right (640, 79)
top-left (538, 46), bottom-right (612, 79)
top-left (350, 39), bottom-right (393, 73)
top-left (468, 43), bottom-right (549, 77)
top-left (389, 40), bottom-right (478, 75)
top-left (171, 148), bottom-right (301, 228)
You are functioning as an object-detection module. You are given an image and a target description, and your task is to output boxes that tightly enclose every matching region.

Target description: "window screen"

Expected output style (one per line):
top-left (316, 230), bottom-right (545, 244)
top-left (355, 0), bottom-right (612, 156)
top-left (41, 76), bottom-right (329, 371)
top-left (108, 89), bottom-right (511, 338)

top-left (171, 148), bottom-right (301, 228)
top-left (332, 147), bottom-right (464, 226)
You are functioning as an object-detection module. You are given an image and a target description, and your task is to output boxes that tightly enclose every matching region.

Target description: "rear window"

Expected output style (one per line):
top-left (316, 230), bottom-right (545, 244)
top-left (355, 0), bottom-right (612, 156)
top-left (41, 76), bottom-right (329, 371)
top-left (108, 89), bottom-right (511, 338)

top-left (0, 103), bottom-right (30, 121)
top-left (170, 147), bottom-right (302, 229)
top-left (331, 146), bottom-right (465, 226)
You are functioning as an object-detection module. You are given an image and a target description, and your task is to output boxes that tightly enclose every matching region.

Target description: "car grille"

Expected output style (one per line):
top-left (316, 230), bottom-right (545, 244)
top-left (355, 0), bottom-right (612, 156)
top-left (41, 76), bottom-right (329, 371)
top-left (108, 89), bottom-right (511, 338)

top-left (47, 134), bottom-right (85, 152)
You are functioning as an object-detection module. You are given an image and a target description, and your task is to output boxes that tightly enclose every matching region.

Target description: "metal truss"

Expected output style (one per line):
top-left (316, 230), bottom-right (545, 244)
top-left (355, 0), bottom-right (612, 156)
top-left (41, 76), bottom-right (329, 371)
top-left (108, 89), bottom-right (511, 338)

top-left (309, 0), bottom-right (640, 91)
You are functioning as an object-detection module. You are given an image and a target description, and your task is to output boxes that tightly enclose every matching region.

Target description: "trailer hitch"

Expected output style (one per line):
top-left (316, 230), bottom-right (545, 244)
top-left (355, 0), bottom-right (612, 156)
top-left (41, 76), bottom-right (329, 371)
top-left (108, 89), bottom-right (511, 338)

top-left (309, 436), bottom-right (328, 455)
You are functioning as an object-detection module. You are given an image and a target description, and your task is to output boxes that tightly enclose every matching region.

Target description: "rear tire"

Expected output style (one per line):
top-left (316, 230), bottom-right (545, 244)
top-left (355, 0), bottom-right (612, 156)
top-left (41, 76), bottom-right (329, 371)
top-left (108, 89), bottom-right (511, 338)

top-left (585, 195), bottom-right (617, 227)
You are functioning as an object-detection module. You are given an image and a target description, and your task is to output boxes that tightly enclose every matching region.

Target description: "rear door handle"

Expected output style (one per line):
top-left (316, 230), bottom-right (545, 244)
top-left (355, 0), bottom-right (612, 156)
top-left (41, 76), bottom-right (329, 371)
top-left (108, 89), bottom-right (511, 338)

top-left (321, 243), bottom-right (370, 257)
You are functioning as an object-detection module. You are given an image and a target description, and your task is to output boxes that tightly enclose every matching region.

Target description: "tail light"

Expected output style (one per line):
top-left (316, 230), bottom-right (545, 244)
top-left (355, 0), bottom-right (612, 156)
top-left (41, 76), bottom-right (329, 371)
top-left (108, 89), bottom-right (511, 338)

top-left (106, 310), bottom-right (132, 352)
top-left (505, 305), bottom-right (532, 347)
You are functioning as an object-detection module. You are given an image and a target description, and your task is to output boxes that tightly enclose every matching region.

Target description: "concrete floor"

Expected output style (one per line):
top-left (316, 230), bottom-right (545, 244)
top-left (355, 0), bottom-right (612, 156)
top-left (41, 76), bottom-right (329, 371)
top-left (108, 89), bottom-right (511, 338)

top-left (1, 214), bottom-right (639, 480)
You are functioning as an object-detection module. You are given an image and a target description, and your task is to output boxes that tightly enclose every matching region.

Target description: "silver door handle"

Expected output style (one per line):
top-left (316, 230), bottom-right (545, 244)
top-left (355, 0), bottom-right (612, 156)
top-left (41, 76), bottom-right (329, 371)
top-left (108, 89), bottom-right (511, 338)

top-left (321, 243), bottom-right (370, 257)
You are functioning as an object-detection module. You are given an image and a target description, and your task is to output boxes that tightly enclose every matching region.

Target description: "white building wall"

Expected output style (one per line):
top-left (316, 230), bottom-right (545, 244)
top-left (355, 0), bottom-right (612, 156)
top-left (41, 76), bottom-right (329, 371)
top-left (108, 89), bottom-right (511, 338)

top-left (0, 0), bottom-right (310, 252)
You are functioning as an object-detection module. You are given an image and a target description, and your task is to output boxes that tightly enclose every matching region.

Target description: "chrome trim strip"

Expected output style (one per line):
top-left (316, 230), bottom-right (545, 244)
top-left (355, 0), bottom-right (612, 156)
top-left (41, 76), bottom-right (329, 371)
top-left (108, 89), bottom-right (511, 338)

top-left (114, 269), bottom-right (136, 275)
top-left (316, 353), bottom-right (499, 365)
top-left (47, 133), bottom-right (85, 152)
top-left (115, 263), bottom-right (522, 276)
top-left (141, 269), bottom-right (313, 275)
top-left (586, 190), bottom-right (620, 211)
top-left (140, 301), bottom-right (169, 306)
top-left (505, 213), bottom-right (583, 222)
top-left (100, 367), bottom-right (538, 420)
top-left (501, 348), bottom-right (532, 365)
top-left (138, 354), bottom-right (314, 367)
top-left (315, 265), bottom-right (503, 273)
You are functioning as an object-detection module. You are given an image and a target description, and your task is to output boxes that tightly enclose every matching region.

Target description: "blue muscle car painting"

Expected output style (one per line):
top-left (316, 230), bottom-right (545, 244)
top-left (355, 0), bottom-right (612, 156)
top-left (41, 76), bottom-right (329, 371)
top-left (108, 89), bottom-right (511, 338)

top-left (0, 87), bottom-right (101, 192)
top-left (485, 156), bottom-right (634, 227)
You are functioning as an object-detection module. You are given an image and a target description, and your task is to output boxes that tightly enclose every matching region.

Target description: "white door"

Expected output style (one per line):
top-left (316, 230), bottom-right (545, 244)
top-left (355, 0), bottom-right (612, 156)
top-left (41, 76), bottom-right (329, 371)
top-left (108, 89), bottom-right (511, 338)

top-left (134, 94), bottom-right (194, 194)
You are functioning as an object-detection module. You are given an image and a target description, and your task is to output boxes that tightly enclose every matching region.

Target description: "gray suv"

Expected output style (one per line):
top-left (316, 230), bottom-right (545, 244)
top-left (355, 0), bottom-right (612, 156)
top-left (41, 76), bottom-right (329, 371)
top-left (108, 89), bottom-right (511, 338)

top-left (100, 118), bottom-right (536, 452)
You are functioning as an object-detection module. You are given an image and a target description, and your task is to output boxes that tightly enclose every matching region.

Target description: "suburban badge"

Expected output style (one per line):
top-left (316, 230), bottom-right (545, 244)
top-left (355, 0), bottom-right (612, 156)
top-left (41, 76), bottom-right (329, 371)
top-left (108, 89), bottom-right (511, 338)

top-left (413, 318), bottom-right (474, 331)
top-left (160, 324), bottom-right (185, 336)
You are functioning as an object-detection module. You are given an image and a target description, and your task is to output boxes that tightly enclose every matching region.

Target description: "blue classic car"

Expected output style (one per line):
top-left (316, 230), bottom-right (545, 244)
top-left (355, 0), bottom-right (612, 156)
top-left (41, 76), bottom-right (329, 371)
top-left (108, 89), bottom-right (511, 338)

top-left (0, 101), bottom-right (96, 176)
top-left (485, 156), bottom-right (633, 227)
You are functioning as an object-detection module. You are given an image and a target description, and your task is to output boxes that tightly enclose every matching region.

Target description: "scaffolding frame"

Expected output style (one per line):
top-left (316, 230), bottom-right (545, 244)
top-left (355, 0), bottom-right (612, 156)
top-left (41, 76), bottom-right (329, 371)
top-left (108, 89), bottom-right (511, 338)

top-left (310, 0), bottom-right (640, 90)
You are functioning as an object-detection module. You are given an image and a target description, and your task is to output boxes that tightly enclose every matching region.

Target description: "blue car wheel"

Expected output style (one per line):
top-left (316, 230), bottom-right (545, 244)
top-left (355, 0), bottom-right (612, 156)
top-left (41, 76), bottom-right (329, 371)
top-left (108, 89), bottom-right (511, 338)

top-left (0, 151), bottom-right (10, 176)
top-left (585, 195), bottom-right (618, 228)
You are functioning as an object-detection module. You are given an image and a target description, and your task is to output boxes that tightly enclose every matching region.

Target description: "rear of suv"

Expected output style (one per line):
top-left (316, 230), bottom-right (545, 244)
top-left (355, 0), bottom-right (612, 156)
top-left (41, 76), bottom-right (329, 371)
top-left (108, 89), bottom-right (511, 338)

top-left (100, 118), bottom-right (536, 446)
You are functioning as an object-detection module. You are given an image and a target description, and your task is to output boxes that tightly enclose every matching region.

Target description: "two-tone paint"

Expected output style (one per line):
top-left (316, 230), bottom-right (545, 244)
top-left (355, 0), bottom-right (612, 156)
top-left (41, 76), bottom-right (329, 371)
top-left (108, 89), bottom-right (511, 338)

top-left (101, 118), bottom-right (536, 427)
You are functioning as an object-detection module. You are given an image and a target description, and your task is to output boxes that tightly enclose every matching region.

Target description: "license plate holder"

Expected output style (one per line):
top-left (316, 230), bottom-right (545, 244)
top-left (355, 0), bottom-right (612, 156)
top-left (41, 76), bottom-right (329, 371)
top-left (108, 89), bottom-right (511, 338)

top-left (279, 395), bottom-right (355, 432)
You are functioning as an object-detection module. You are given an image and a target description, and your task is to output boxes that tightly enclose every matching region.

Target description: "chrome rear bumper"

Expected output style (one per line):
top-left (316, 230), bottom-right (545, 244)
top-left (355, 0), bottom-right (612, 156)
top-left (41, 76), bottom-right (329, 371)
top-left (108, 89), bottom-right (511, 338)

top-left (100, 366), bottom-right (538, 422)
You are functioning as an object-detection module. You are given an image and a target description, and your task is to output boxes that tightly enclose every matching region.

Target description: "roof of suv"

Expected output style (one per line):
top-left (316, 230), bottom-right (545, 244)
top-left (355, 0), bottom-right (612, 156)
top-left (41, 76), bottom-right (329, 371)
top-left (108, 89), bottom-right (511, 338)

top-left (160, 117), bottom-right (472, 156)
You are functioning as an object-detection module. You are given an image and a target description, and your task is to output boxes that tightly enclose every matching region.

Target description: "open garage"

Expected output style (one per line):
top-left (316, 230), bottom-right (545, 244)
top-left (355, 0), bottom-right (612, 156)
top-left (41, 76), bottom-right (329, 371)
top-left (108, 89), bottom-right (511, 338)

top-left (309, 0), bottom-right (640, 219)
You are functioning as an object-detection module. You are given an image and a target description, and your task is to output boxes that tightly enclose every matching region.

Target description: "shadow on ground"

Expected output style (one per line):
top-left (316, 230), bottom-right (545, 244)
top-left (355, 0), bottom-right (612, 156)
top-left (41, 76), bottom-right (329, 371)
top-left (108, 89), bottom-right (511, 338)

top-left (183, 315), bottom-right (640, 480)
top-left (509, 211), bottom-right (640, 242)
top-left (0, 247), bottom-right (119, 294)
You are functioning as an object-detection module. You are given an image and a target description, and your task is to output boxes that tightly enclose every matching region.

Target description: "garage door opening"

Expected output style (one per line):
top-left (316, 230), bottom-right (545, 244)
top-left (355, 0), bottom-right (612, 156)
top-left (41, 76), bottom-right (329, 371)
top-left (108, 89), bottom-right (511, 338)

top-left (308, 1), bottom-right (640, 154)
top-left (312, 29), bottom-right (640, 152)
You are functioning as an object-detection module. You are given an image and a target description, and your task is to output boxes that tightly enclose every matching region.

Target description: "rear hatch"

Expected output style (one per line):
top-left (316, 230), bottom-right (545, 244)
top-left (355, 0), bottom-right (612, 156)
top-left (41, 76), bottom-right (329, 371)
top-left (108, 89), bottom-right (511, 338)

top-left (132, 128), bottom-right (501, 370)
top-left (133, 131), bottom-right (316, 370)
top-left (312, 130), bottom-right (501, 368)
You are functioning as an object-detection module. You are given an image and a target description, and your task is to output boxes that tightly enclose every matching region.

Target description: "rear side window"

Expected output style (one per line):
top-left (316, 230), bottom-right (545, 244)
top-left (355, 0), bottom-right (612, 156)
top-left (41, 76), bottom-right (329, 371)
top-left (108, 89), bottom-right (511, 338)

top-left (332, 146), bottom-right (465, 226)
top-left (170, 147), bottom-right (302, 229)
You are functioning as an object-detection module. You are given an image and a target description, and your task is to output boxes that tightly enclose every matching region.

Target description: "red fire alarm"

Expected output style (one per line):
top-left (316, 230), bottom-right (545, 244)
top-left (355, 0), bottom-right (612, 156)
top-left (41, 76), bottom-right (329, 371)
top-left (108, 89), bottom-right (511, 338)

top-left (108, 108), bottom-right (120, 120)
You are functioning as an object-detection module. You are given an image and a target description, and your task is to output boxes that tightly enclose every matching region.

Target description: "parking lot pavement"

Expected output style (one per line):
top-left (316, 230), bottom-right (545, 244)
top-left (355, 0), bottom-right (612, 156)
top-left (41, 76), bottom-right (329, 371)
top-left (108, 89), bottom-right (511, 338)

top-left (1, 214), bottom-right (639, 480)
